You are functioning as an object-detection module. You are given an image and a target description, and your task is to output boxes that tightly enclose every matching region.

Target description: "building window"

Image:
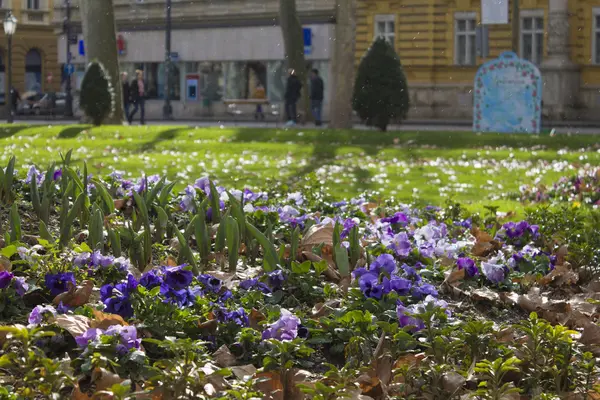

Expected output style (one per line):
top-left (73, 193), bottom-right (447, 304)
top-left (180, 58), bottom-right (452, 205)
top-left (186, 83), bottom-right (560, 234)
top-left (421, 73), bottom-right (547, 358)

top-left (25, 49), bottom-right (42, 92)
top-left (374, 15), bottom-right (395, 45)
top-left (455, 13), bottom-right (477, 66)
top-left (27, 0), bottom-right (40, 9)
top-left (594, 9), bottom-right (600, 64)
top-left (520, 11), bottom-right (544, 64)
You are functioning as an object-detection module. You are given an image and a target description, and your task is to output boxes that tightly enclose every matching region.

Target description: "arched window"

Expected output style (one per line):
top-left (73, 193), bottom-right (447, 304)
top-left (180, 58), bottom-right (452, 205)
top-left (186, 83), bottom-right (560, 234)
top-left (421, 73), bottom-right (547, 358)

top-left (25, 49), bottom-right (42, 92)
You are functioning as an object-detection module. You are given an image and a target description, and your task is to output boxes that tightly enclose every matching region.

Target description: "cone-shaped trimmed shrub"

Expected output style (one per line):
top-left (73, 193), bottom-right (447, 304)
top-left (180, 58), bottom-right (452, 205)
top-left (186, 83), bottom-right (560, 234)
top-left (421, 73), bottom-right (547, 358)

top-left (352, 38), bottom-right (410, 131)
top-left (80, 61), bottom-right (115, 126)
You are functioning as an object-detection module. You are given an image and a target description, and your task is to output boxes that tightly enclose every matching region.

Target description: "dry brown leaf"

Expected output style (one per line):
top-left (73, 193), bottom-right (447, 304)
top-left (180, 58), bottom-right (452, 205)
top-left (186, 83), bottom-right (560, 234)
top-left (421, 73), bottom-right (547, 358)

top-left (580, 322), bottom-right (600, 346)
top-left (311, 300), bottom-right (341, 318)
top-left (254, 371), bottom-right (284, 400)
top-left (540, 263), bottom-right (578, 287)
top-left (300, 224), bottom-right (334, 250)
top-left (555, 245), bottom-right (569, 266)
top-left (113, 199), bottom-right (126, 210)
top-left (392, 352), bottom-right (426, 370)
top-left (471, 288), bottom-right (500, 302)
top-left (230, 364), bottom-right (257, 381)
top-left (249, 308), bottom-right (266, 330)
top-left (442, 371), bottom-right (466, 394)
top-left (90, 310), bottom-right (128, 330)
top-left (53, 280), bottom-right (94, 307)
top-left (358, 375), bottom-right (383, 399)
top-left (213, 345), bottom-right (236, 367)
top-left (53, 314), bottom-right (91, 338)
top-left (0, 256), bottom-right (11, 272)
top-left (443, 268), bottom-right (465, 286)
top-left (198, 318), bottom-right (218, 335)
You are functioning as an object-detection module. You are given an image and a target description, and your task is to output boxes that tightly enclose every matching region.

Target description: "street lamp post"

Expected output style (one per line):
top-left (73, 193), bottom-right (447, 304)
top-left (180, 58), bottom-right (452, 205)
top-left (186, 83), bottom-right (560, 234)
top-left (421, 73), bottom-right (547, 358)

top-left (4, 11), bottom-right (17, 124)
top-left (64, 0), bottom-right (73, 117)
top-left (163, 0), bottom-right (173, 120)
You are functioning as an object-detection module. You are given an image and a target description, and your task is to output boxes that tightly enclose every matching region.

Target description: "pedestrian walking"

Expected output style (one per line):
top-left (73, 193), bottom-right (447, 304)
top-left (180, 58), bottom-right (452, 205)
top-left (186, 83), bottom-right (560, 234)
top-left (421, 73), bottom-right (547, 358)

top-left (254, 83), bottom-right (266, 121)
top-left (121, 72), bottom-right (131, 119)
top-left (128, 69), bottom-right (146, 125)
top-left (284, 69), bottom-right (302, 126)
top-left (310, 69), bottom-right (324, 126)
top-left (10, 86), bottom-right (20, 116)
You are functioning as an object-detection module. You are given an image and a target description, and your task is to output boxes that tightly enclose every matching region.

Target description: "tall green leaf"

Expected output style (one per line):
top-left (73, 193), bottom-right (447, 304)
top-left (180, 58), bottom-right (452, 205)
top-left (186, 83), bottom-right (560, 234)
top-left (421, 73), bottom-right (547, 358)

top-left (9, 203), bottom-right (21, 243)
top-left (209, 181), bottom-right (221, 224)
top-left (158, 180), bottom-right (177, 208)
top-left (31, 173), bottom-right (40, 215)
top-left (132, 190), bottom-right (151, 232)
top-left (176, 229), bottom-right (198, 274)
top-left (225, 216), bottom-right (240, 272)
top-left (245, 221), bottom-right (279, 272)
top-left (194, 211), bottom-right (210, 263)
top-left (92, 178), bottom-right (115, 215)
top-left (59, 192), bottom-right (85, 248)
top-left (107, 226), bottom-right (121, 257)
top-left (334, 245), bottom-right (350, 278)
top-left (145, 176), bottom-right (165, 209)
top-left (349, 226), bottom-right (360, 269)
top-left (39, 220), bottom-right (54, 242)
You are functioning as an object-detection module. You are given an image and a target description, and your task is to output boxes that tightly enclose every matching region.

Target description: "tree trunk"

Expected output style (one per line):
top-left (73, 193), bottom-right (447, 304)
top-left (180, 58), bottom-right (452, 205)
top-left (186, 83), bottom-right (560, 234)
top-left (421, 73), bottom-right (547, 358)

top-left (279, 0), bottom-right (309, 122)
top-left (80, 0), bottom-right (123, 124)
top-left (330, 0), bottom-right (357, 129)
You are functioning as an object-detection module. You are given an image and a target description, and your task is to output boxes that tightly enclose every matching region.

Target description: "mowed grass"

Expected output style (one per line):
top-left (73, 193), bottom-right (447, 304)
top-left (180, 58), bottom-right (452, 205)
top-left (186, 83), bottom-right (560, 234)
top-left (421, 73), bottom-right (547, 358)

top-left (0, 124), bottom-right (598, 214)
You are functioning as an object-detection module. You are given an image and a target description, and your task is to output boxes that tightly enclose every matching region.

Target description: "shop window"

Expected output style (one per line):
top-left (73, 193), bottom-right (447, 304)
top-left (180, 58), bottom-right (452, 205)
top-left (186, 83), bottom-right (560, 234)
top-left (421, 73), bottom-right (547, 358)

top-left (223, 61), bottom-right (267, 100)
top-left (593, 9), bottom-right (600, 64)
top-left (25, 49), bottom-right (42, 92)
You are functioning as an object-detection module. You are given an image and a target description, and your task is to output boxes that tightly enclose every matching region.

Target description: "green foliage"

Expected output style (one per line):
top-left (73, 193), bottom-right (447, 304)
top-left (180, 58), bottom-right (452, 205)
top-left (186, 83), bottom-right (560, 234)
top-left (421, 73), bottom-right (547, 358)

top-left (79, 60), bottom-right (115, 126)
top-left (88, 204), bottom-right (104, 251)
top-left (473, 357), bottom-right (522, 400)
top-left (352, 37), bottom-right (409, 131)
top-left (8, 203), bottom-right (21, 243)
top-left (0, 156), bottom-right (15, 206)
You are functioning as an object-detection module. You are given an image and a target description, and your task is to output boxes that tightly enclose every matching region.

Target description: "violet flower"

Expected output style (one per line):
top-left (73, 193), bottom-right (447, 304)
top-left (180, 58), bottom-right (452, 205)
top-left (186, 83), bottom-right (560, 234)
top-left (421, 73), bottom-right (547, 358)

top-left (388, 232), bottom-right (412, 257)
top-left (45, 272), bottom-right (76, 297)
top-left (482, 260), bottom-right (506, 284)
top-left (28, 305), bottom-right (57, 326)
top-left (164, 265), bottom-right (193, 290)
top-left (456, 257), bottom-right (479, 277)
top-left (0, 271), bottom-right (14, 289)
top-left (262, 309), bottom-right (302, 341)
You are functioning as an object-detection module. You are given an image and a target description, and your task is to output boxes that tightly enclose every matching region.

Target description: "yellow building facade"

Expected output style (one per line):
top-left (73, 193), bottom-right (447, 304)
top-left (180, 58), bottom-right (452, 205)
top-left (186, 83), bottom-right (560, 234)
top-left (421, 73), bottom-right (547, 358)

top-left (356, 0), bottom-right (600, 121)
top-left (0, 0), bottom-right (60, 104)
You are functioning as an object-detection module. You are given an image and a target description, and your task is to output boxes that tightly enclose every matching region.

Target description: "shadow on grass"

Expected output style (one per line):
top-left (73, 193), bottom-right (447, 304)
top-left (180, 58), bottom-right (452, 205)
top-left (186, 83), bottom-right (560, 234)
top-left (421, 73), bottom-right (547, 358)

top-left (0, 125), bottom-right (28, 139)
top-left (231, 129), bottom-right (377, 192)
top-left (229, 127), bottom-right (600, 151)
top-left (57, 126), bottom-right (92, 139)
top-left (138, 128), bottom-right (182, 152)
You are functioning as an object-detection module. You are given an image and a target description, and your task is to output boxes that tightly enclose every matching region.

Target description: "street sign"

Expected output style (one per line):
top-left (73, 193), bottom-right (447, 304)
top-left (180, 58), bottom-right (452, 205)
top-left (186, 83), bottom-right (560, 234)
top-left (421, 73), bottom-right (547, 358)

top-left (64, 64), bottom-right (75, 76)
top-left (303, 28), bottom-right (312, 55)
top-left (481, 0), bottom-right (509, 24)
top-left (170, 52), bottom-right (179, 62)
top-left (68, 33), bottom-right (78, 45)
top-left (78, 40), bottom-right (85, 56)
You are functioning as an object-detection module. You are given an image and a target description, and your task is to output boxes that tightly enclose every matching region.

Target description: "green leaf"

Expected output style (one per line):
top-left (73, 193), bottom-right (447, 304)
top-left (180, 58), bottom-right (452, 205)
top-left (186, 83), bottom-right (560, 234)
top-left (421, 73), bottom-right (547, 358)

top-left (245, 221), bottom-right (279, 272)
top-left (209, 181), bottom-right (221, 224)
top-left (226, 190), bottom-right (246, 237)
top-left (59, 192), bottom-right (85, 247)
top-left (158, 180), bottom-right (177, 207)
top-left (3, 156), bottom-right (15, 204)
top-left (291, 261), bottom-right (311, 275)
top-left (225, 216), bottom-right (240, 272)
top-left (215, 220), bottom-right (226, 252)
top-left (9, 203), bottom-right (21, 243)
top-left (194, 211), bottom-right (210, 263)
top-left (176, 229), bottom-right (197, 273)
top-left (107, 226), bottom-right (121, 257)
top-left (39, 220), bottom-right (54, 242)
top-left (334, 245), bottom-right (350, 277)
top-left (145, 176), bottom-right (165, 209)
top-left (0, 245), bottom-right (17, 258)
top-left (65, 167), bottom-right (84, 194)
top-left (92, 178), bottom-right (115, 215)
top-left (31, 172), bottom-right (40, 214)
top-left (290, 226), bottom-right (299, 263)
top-left (349, 225), bottom-right (360, 269)
top-left (132, 190), bottom-right (150, 232)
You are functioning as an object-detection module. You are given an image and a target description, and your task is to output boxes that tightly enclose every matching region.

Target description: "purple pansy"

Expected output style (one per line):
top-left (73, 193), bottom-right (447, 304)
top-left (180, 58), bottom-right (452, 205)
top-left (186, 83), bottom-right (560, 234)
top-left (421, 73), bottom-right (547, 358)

top-left (28, 305), bottom-right (57, 326)
top-left (0, 271), bottom-right (14, 289)
top-left (262, 309), bottom-right (302, 341)
top-left (456, 257), bottom-right (479, 277)
top-left (45, 272), bottom-right (76, 297)
top-left (268, 270), bottom-right (285, 290)
top-left (370, 253), bottom-right (397, 276)
top-left (164, 265), bottom-right (194, 290)
top-left (482, 260), bottom-right (506, 284)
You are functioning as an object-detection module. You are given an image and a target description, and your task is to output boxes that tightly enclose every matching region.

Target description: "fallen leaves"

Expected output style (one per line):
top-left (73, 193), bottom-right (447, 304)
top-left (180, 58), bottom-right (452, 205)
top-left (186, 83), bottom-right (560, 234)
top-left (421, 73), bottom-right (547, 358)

top-left (53, 314), bottom-right (90, 338)
top-left (53, 280), bottom-right (94, 307)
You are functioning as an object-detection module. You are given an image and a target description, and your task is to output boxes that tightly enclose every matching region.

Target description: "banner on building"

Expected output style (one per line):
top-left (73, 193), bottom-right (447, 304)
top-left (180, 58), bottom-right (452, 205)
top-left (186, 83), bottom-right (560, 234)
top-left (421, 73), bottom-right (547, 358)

top-left (481, 0), bottom-right (509, 24)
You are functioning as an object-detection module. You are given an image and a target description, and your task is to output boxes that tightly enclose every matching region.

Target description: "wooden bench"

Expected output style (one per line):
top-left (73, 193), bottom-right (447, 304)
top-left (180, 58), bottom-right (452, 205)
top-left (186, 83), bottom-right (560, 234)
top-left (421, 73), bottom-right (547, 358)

top-left (223, 99), bottom-right (279, 124)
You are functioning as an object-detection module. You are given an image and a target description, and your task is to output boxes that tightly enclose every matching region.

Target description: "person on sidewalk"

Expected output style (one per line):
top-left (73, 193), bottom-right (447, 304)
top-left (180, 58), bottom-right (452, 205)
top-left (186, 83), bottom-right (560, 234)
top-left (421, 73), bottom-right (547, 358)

top-left (310, 69), bottom-right (324, 126)
top-left (121, 72), bottom-right (131, 120)
top-left (284, 69), bottom-right (302, 126)
top-left (128, 70), bottom-right (146, 125)
top-left (253, 83), bottom-right (266, 121)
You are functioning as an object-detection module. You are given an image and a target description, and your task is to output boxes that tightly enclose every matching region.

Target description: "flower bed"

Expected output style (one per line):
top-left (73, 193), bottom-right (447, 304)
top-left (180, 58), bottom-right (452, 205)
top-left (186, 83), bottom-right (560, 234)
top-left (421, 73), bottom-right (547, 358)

top-left (1, 154), bottom-right (600, 399)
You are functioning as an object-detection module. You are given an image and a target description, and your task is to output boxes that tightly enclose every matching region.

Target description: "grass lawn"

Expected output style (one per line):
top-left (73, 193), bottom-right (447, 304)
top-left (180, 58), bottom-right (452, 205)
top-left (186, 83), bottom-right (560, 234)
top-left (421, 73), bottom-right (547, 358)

top-left (0, 124), bottom-right (597, 214)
